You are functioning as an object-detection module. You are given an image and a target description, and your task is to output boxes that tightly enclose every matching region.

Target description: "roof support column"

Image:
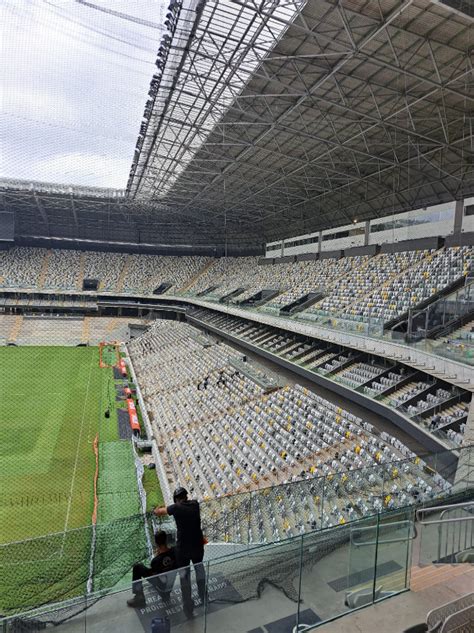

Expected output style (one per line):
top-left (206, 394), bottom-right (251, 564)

top-left (454, 399), bottom-right (474, 492)
top-left (364, 221), bottom-right (370, 246)
top-left (453, 199), bottom-right (464, 235)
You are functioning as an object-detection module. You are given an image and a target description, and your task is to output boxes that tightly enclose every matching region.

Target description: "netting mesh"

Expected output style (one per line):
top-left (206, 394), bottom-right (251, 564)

top-left (1, 510), bottom-right (351, 630)
top-left (0, 447), bottom-right (468, 623)
top-left (2, 0), bottom-right (166, 188)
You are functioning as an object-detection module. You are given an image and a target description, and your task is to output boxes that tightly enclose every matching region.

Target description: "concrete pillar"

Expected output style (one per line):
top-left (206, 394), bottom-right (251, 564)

top-left (364, 221), bottom-right (370, 246)
top-left (318, 231), bottom-right (322, 254)
top-left (454, 397), bottom-right (474, 491)
top-left (453, 199), bottom-right (464, 235)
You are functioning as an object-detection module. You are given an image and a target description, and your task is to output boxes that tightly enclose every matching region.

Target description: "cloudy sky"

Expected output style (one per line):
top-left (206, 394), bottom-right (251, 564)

top-left (1, 0), bottom-right (166, 188)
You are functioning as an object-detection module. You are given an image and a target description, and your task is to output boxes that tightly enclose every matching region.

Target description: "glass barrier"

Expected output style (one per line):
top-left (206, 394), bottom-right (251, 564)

top-left (5, 476), bottom-right (473, 633)
top-left (1, 505), bottom-right (422, 633)
top-left (189, 284), bottom-right (473, 367)
top-left (1, 445), bottom-right (472, 632)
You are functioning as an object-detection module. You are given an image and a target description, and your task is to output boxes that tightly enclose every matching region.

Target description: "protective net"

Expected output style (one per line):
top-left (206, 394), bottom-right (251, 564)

top-left (98, 342), bottom-right (120, 368)
top-left (1, 444), bottom-right (470, 625)
top-left (2, 514), bottom-right (352, 631)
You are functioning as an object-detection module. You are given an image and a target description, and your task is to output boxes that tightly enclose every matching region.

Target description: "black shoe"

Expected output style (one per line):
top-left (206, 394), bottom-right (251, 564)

top-left (127, 594), bottom-right (146, 608)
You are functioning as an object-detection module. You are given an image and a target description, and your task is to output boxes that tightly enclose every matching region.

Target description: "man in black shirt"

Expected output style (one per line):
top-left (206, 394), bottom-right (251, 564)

top-left (154, 487), bottom-right (206, 618)
top-left (127, 530), bottom-right (176, 608)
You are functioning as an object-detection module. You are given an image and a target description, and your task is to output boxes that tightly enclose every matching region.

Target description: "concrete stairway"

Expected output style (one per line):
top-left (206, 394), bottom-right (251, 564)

top-left (180, 259), bottom-right (217, 293)
top-left (76, 252), bottom-right (86, 290)
top-left (37, 250), bottom-right (51, 289)
top-left (115, 255), bottom-right (132, 293)
top-left (410, 563), bottom-right (473, 592)
top-left (8, 315), bottom-right (23, 343)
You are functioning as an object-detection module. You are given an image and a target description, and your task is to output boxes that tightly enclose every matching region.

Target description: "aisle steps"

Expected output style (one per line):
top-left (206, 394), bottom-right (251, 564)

top-left (8, 315), bottom-right (24, 343)
top-left (37, 250), bottom-right (51, 289)
top-left (180, 259), bottom-right (216, 293)
top-left (410, 563), bottom-right (473, 592)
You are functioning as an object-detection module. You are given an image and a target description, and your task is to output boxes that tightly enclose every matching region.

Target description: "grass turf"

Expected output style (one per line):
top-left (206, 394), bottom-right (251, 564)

top-left (0, 345), bottom-right (158, 612)
top-left (0, 346), bottom-right (113, 543)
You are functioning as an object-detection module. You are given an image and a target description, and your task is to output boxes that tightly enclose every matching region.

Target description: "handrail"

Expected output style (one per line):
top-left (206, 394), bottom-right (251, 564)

top-left (416, 501), bottom-right (474, 525)
top-left (440, 505), bottom-right (473, 521)
top-left (426, 592), bottom-right (474, 630)
top-left (350, 520), bottom-right (416, 547)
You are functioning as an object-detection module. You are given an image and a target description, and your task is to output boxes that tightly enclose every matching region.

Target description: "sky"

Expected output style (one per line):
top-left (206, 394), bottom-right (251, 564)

top-left (1, 0), bottom-right (166, 189)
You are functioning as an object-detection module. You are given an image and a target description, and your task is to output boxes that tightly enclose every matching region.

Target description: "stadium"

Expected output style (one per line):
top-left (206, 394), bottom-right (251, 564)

top-left (0, 1), bottom-right (473, 632)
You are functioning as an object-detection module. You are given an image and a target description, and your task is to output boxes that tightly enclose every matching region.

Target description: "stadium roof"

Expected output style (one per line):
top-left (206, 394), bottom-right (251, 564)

top-left (2, 0), bottom-right (474, 249)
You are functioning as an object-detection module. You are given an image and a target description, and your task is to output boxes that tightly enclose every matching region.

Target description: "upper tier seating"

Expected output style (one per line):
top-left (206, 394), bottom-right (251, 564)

top-left (346, 246), bottom-right (472, 322)
top-left (43, 250), bottom-right (82, 289)
top-left (122, 255), bottom-right (210, 294)
top-left (264, 257), bottom-right (369, 310)
top-left (0, 247), bottom-right (46, 288)
top-left (1, 245), bottom-right (471, 326)
top-left (188, 256), bottom-right (260, 298)
top-left (83, 251), bottom-right (128, 291)
top-left (0, 248), bottom-right (210, 294)
top-left (309, 251), bottom-right (427, 315)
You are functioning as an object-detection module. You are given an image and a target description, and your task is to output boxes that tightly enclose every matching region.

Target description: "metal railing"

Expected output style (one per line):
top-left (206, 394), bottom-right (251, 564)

top-left (417, 501), bottom-right (474, 564)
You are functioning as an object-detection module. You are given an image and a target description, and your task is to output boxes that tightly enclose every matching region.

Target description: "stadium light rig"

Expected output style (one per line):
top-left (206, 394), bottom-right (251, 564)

top-left (126, 1), bottom-right (184, 195)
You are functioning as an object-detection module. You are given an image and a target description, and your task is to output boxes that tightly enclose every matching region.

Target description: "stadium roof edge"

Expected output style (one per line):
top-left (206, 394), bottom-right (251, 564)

top-left (0, 177), bottom-right (126, 199)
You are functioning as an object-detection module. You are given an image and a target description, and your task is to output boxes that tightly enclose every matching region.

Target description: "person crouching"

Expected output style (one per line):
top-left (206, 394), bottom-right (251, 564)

top-left (127, 530), bottom-right (176, 608)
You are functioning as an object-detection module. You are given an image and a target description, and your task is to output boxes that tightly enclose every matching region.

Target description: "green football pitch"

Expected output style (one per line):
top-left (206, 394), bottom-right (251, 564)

top-left (0, 346), bottom-right (110, 544)
top-left (0, 345), bottom-right (153, 614)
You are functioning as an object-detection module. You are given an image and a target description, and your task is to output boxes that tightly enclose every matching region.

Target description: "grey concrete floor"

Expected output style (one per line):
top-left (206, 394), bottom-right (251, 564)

top-left (319, 571), bottom-right (473, 633)
top-left (51, 564), bottom-right (471, 633)
top-left (51, 531), bottom-right (420, 633)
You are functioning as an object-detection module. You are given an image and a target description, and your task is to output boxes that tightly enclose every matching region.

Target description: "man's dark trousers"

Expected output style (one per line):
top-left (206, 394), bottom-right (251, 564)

top-left (177, 547), bottom-right (206, 615)
top-left (132, 563), bottom-right (169, 597)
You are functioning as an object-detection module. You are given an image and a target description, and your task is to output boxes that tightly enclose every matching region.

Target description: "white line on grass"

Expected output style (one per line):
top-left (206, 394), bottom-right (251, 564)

top-left (60, 353), bottom-right (95, 555)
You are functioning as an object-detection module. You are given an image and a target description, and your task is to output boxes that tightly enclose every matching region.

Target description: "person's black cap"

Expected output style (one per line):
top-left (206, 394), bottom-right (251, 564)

top-left (173, 487), bottom-right (188, 502)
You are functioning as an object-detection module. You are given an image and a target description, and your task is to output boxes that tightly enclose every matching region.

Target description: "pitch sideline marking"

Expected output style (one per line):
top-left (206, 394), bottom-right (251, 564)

top-left (60, 352), bottom-right (95, 554)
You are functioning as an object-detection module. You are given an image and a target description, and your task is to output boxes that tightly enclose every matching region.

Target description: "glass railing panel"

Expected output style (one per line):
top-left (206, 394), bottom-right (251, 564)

top-left (415, 510), bottom-right (450, 566)
top-left (205, 537), bottom-right (301, 633)
top-left (297, 521), bottom-right (352, 625)
top-left (79, 566), bottom-right (205, 633)
top-left (373, 507), bottom-right (414, 600)
top-left (345, 514), bottom-right (378, 609)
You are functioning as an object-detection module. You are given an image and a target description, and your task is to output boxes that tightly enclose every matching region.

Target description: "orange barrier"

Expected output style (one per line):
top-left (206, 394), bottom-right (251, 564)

top-left (126, 398), bottom-right (141, 435)
top-left (119, 358), bottom-right (127, 378)
top-left (124, 387), bottom-right (132, 398)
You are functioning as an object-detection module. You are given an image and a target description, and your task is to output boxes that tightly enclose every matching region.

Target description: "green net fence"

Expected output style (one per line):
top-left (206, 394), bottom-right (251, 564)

top-left (1, 444), bottom-right (472, 624)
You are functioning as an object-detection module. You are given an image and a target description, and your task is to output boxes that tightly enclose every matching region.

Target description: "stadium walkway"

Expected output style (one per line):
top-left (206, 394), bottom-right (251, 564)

top-left (51, 563), bottom-right (472, 632)
top-left (50, 532), bottom-right (473, 633)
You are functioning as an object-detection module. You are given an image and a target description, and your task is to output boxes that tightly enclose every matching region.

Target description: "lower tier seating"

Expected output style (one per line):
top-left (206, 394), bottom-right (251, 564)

top-left (128, 321), bottom-right (452, 543)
